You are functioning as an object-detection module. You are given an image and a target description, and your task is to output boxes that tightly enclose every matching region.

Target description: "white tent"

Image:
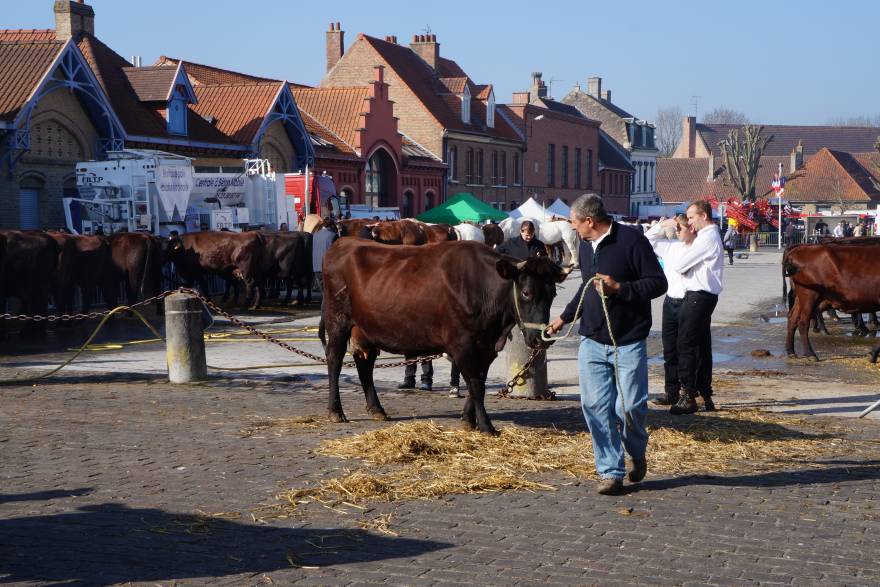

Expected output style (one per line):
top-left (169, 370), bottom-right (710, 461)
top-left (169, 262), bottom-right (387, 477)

top-left (547, 199), bottom-right (570, 218)
top-left (509, 197), bottom-right (550, 221)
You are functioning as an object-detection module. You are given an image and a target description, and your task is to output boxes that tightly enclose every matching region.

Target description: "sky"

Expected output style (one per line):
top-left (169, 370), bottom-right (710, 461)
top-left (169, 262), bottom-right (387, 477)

top-left (6, 0), bottom-right (879, 125)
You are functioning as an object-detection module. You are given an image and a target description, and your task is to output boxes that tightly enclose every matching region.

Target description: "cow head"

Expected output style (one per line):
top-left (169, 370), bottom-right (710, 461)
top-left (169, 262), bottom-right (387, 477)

top-left (496, 257), bottom-right (572, 347)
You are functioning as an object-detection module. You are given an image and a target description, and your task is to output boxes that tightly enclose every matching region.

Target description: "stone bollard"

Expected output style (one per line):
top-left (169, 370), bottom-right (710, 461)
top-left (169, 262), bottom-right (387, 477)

top-left (506, 329), bottom-right (548, 398)
top-left (165, 293), bottom-right (207, 383)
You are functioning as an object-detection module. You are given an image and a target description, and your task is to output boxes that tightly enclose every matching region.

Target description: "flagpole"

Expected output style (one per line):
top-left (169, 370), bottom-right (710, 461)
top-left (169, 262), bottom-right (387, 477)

top-left (777, 163), bottom-right (783, 250)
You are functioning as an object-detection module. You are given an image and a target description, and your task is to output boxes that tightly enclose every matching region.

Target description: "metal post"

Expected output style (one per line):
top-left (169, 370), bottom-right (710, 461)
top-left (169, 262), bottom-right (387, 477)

top-left (164, 293), bottom-right (207, 383)
top-left (506, 330), bottom-right (548, 398)
top-left (858, 398), bottom-right (880, 418)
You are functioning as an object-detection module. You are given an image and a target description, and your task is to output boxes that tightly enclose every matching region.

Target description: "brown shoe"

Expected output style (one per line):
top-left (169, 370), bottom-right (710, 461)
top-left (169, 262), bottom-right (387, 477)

top-left (596, 478), bottom-right (624, 495)
top-left (670, 392), bottom-right (699, 415)
top-left (652, 393), bottom-right (679, 406)
top-left (628, 457), bottom-right (647, 483)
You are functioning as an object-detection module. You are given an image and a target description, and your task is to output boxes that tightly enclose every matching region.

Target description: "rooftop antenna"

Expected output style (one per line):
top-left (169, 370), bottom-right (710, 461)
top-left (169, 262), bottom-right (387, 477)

top-left (691, 95), bottom-right (700, 120)
top-left (546, 78), bottom-right (561, 98)
top-left (422, 24), bottom-right (432, 35)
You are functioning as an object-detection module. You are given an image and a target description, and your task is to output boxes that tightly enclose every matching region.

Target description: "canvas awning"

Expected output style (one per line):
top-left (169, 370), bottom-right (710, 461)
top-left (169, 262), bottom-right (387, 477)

top-left (416, 192), bottom-right (508, 224)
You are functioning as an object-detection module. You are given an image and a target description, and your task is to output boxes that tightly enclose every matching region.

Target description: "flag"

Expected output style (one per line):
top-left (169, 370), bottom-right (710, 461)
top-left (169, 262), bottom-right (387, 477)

top-left (771, 163), bottom-right (786, 196)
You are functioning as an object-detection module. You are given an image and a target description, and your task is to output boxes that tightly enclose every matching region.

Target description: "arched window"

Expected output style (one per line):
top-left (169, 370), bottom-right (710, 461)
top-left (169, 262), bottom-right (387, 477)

top-left (448, 146), bottom-right (458, 182)
top-left (424, 191), bottom-right (436, 211)
top-left (365, 150), bottom-right (395, 207)
top-left (402, 190), bottom-right (414, 218)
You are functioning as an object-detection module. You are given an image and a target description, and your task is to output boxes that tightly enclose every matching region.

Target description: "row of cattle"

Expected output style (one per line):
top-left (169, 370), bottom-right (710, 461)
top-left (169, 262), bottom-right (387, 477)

top-left (0, 229), bottom-right (315, 323)
top-left (0, 216), bottom-right (549, 323)
top-left (783, 236), bottom-right (880, 361)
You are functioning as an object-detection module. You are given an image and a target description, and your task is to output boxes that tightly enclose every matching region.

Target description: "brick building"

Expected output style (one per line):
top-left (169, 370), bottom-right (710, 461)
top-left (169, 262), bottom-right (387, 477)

top-left (563, 77), bottom-right (657, 215)
top-left (659, 117), bottom-right (880, 211)
top-left (0, 0), bottom-right (315, 230)
top-left (321, 25), bottom-right (525, 209)
top-left (500, 73), bottom-right (602, 211)
top-left (159, 55), bottom-right (446, 217)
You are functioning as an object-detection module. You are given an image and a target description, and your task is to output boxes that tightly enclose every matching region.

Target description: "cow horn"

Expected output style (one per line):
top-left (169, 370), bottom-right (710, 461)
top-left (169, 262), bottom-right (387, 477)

top-left (515, 261), bottom-right (528, 271)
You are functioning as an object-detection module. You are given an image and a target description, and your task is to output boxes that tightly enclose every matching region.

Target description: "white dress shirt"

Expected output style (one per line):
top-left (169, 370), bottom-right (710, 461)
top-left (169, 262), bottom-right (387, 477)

top-left (668, 224), bottom-right (724, 295)
top-left (645, 223), bottom-right (687, 299)
top-left (591, 223), bottom-right (613, 251)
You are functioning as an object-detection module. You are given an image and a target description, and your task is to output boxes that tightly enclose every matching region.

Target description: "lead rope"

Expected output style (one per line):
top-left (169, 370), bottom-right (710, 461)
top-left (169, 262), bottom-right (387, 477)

top-left (514, 276), bottom-right (634, 429)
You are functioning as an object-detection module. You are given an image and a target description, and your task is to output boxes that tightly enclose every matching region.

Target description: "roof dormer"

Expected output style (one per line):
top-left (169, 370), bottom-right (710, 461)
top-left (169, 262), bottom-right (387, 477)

top-left (123, 62), bottom-right (197, 136)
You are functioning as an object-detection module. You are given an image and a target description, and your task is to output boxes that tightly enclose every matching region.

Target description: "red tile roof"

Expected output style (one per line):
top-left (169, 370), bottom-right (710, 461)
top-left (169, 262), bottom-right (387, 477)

top-left (0, 39), bottom-right (63, 121)
top-left (190, 82), bottom-right (282, 144)
top-left (439, 77), bottom-right (468, 94)
top-left (474, 84), bottom-right (492, 100)
top-left (155, 55), bottom-right (285, 86)
top-left (0, 29), bottom-right (56, 42)
top-left (77, 35), bottom-right (232, 144)
top-left (122, 65), bottom-right (178, 102)
top-left (290, 87), bottom-right (370, 152)
top-left (358, 34), bottom-right (521, 143)
top-left (695, 123), bottom-right (880, 157)
top-left (658, 149), bottom-right (880, 205)
top-left (298, 110), bottom-right (356, 156)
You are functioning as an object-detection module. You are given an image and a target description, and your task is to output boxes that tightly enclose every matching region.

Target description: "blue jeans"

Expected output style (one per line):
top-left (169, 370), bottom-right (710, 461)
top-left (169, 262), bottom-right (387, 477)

top-left (578, 337), bottom-right (649, 480)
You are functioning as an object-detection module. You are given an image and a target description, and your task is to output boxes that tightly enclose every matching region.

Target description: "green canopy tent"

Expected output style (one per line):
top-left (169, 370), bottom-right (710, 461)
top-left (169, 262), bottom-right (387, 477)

top-left (416, 192), bottom-right (508, 224)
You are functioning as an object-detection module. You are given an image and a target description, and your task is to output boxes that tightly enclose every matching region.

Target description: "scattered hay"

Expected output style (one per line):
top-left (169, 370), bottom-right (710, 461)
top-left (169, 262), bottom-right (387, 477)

top-left (358, 513), bottom-right (399, 536)
top-left (274, 410), bottom-right (852, 512)
top-left (751, 349), bottom-right (773, 358)
top-left (144, 510), bottom-right (240, 535)
top-left (239, 415), bottom-right (325, 438)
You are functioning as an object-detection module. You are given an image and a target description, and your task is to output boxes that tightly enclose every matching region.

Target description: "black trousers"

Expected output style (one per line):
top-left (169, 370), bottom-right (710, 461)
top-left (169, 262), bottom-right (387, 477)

top-left (450, 362), bottom-right (461, 387)
top-left (404, 358), bottom-right (433, 383)
top-left (661, 296), bottom-right (684, 399)
top-left (725, 246), bottom-right (734, 264)
top-left (677, 290), bottom-right (718, 398)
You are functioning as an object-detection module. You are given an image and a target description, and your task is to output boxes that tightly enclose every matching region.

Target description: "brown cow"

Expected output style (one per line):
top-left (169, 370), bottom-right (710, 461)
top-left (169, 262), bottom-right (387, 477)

top-left (368, 219), bottom-right (429, 245)
top-left (47, 232), bottom-right (118, 313)
top-left (423, 223), bottom-right (456, 243)
top-left (108, 232), bottom-right (165, 310)
top-left (167, 231), bottom-right (265, 309)
top-left (482, 223), bottom-right (505, 248)
top-left (337, 218), bottom-right (375, 238)
top-left (784, 243), bottom-right (880, 360)
top-left (0, 230), bottom-right (60, 333)
top-left (321, 239), bottom-right (570, 433)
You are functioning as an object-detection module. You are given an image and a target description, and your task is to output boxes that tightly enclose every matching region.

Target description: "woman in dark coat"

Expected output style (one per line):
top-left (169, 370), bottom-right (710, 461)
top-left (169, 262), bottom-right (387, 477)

top-left (498, 220), bottom-right (548, 260)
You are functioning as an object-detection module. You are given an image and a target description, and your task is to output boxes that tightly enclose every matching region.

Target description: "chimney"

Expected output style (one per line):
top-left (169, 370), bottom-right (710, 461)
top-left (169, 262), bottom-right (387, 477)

top-left (384, 35), bottom-right (398, 44)
top-left (790, 140), bottom-right (804, 173)
top-left (707, 152), bottom-right (716, 181)
top-left (586, 76), bottom-right (602, 99)
top-left (326, 22), bottom-right (345, 73)
top-left (511, 92), bottom-right (529, 105)
top-left (683, 115), bottom-right (697, 158)
top-left (529, 72), bottom-right (547, 102)
top-left (54, 0), bottom-right (95, 41)
top-left (410, 33), bottom-right (439, 70)
top-left (601, 89), bottom-right (611, 102)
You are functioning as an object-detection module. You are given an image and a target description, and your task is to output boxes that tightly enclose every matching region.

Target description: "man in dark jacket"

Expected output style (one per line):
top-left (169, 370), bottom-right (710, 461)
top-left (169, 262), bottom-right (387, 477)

top-left (498, 220), bottom-right (547, 260)
top-left (548, 194), bottom-right (667, 495)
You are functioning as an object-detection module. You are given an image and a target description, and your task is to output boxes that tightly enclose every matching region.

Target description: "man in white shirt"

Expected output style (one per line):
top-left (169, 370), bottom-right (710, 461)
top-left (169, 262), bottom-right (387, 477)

top-left (667, 200), bottom-right (724, 415)
top-left (833, 221), bottom-right (845, 238)
top-left (645, 215), bottom-right (697, 407)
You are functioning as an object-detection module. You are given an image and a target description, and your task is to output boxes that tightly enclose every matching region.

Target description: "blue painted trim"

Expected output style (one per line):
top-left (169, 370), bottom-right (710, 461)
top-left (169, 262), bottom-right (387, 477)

top-left (128, 134), bottom-right (248, 151)
top-left (252, 83), bottom-right (315, 172)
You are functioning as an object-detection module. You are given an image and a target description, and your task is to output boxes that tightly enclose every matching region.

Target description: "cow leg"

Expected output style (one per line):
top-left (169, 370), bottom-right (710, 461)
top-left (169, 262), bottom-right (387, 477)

top-left (353, 348), bottom-right (387, 420)
top-left (797, 292), bottom-right (820, 361)
top-left (455, 354), bottom-right (497, 435)
top-left (786, 297), bottom-right (801, 358)
top-left (325, 324), bottom-right (351, 423)
top-left (853, 313), bottom-right (869, 337)
top-left (244, 275), bottom-right (261, 310)
top-left (871, 340), bottom-right (880, 363)
top-left (870, 312), bottom-right (880, 331)
top-left (283, 277), bottom-right (294, 305)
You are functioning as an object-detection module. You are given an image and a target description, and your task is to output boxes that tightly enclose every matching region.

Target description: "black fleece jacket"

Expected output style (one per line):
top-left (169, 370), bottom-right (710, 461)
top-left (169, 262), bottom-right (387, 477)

top-left (560, 222), bottom-right (667, 345)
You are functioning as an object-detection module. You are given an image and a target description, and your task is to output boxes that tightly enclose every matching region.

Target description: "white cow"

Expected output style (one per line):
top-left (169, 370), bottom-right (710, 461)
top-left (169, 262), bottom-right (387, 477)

top-left (452, 223), bottom-right (485, 242)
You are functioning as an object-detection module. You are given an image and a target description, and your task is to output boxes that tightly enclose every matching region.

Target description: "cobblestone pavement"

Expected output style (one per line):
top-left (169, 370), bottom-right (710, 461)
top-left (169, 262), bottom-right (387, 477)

top-left (1, 374), bottom-right (879, 586)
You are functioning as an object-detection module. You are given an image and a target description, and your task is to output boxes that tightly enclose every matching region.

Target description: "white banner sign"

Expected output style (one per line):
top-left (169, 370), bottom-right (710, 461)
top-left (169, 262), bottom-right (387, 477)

top-left (191, 173), bottom-right (247, 206)
top-left (156, 165), bottom-right (193, 219)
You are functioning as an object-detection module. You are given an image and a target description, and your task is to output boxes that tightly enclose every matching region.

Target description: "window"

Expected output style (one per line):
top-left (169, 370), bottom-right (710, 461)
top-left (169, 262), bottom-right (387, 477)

top-left (586, 149), bottom-right (593, 188)
top-left (547, 143), bottom-right (555, 187)
top-left (514, 152), bottom-right (521, 185)
top-left (642, 165), bottom-right (647, 193)
top-left (491, 150), bottom-right (499, 185)
top-left (461, 85), bottom-right (471, 124)
top-left (365, 151), bottom-right (389, 208)
top-left (501, 152), bottom-right (507, 185)
top-left (561, 146), bottom-right (569, 187)
top-left (486, 91), bottom-right (495, 128)
top-left (167, 97), bottom-right (187, 136)
top-left (448, 146), bottom-right (458, 182)
top-left (476, 149), bottom-right (484, 184)
top-left (574, 148), bottom-right (582, 189)
top-left (465, 148), bottom-right (474, 183)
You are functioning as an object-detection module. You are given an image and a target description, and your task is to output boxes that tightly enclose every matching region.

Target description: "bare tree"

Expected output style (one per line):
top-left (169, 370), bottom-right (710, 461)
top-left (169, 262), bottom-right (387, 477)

top-left (702, 108), bottom-right (750, 125)
top-left (718, 125), bottom-right (774, 202)
top-left (827, 115), bottom-right (880, 127)
top-left (655, 106), bottom-right (683, 157)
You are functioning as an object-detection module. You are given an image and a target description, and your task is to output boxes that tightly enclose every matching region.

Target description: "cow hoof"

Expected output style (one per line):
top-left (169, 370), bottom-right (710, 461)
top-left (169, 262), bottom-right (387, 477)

top-left (460, 419), bottom-right (477, 432)
top-left (809, 355), bottom-right (820, 363)
top-left (787, 353), bottom-right (798, 359)
top-left (479, 426), bottom-right (500, 436)
top-left (328, 411), bottom-right (348, 423)
top-left (369, 410), bottom-right (389, 421)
